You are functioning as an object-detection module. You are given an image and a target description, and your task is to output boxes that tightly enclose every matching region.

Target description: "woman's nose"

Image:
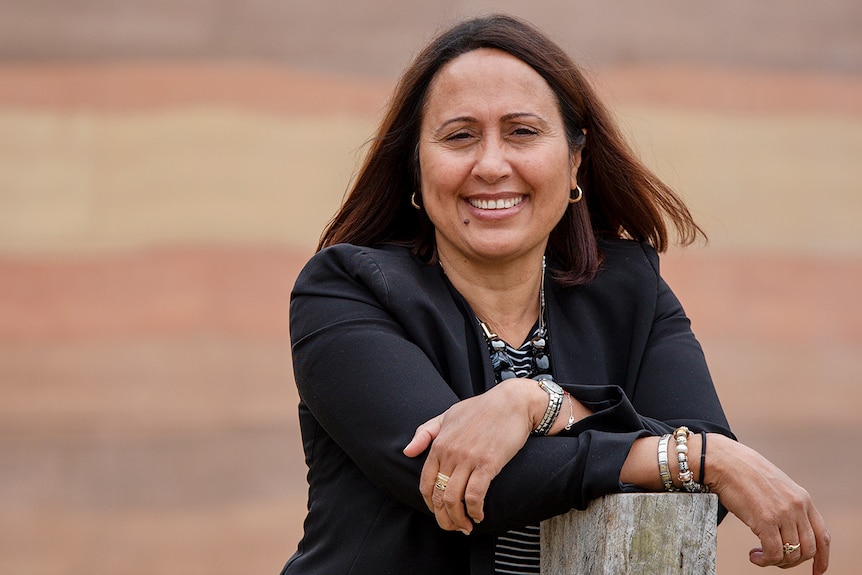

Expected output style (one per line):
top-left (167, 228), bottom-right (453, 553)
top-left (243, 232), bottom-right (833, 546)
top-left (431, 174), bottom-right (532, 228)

top-left (471, 139), bottom-right (511, 184)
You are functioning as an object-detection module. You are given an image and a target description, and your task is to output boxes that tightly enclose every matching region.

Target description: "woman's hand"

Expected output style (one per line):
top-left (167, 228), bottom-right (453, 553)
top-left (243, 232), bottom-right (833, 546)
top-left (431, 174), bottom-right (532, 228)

top-left (403, 378), bottom-right (565, 534)
top-left (707, 434), bottom-right (831, 574)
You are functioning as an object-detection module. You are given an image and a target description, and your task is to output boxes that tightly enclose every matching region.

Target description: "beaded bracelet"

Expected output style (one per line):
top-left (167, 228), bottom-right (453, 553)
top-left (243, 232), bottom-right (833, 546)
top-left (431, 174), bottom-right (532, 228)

top-left (673, 426), bottom-right (710, 493)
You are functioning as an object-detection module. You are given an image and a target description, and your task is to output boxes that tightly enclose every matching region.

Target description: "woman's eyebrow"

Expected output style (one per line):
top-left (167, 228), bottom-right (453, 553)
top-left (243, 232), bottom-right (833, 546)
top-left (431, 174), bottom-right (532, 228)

top-left (433, 116), bottom-right (477, 134)
top-left (501, 112), bottom-right (549, 126)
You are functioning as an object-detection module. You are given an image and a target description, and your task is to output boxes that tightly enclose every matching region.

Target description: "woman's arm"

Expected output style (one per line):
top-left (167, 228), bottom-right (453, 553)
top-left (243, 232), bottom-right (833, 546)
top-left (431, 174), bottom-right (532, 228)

top-left (291, 249), bottom-right (461, 513)
top-left (624, 249), bottom-right (829, 573)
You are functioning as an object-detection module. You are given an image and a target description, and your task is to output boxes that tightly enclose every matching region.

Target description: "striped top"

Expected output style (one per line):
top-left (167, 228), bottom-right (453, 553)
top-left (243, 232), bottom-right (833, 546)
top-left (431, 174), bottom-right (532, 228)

top-left (495, 525), bottom-right (541, 574)
top-left (490, 325), bottom-right (545, 575)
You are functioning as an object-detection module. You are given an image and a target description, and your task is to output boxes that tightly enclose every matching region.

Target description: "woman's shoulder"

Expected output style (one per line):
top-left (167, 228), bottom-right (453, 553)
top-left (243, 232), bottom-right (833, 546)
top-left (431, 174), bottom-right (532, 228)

top-left (292, 244), bottom-right (458, 330)
top-left (308, 243), bottom-right (415, 267)
top-left (595, 237), bottom-right (661, 279)
top-left (302, 243), bottom-right (421, 275)
top-left (294, 243), bottom-right (432, 296)
top-left (548, 239), bottom-right (666, 322)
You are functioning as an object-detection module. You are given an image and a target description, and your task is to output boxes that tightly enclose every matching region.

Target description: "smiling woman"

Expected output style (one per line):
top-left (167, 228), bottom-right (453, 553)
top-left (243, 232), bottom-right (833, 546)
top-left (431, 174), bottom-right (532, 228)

top-left (282, 13), bottom-right (830, 575)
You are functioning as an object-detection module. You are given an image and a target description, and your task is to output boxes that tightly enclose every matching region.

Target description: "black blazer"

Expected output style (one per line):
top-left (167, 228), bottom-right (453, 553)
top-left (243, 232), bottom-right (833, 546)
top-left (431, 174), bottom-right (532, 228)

top-left (282, 239), bottom-right (733, 575)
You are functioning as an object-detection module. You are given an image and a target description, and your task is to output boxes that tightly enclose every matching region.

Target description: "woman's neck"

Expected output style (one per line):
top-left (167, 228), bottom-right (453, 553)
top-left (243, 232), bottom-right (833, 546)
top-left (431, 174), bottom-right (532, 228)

top-left (439, 250), bottom-right (545, 347)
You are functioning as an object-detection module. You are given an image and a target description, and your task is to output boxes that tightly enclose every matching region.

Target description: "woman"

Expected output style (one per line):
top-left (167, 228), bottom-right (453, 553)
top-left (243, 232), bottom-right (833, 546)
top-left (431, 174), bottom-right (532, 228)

top-left (282, 14), bottom-right (829, 575)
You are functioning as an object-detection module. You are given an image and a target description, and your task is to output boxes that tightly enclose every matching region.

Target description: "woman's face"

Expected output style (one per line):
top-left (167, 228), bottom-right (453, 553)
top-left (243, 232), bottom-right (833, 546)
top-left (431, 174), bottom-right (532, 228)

top-left (418, 48), bottom-right (581, 267)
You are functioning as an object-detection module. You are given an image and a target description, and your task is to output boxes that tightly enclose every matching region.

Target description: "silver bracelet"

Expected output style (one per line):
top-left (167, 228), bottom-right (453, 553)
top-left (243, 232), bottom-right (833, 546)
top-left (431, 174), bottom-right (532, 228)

top-left (673, 426), bottom-right (710, 493)
top-left (532, 376), bottom-right (564, 436)
top-left (657, 434), bottom-right (677, 492)
top-left (563, 391), bottom-right (575, 431)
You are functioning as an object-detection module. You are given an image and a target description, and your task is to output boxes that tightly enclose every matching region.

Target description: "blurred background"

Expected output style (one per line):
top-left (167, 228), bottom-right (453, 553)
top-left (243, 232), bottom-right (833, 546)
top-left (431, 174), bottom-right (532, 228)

top-left (0, 1), bottom-right (860, 573)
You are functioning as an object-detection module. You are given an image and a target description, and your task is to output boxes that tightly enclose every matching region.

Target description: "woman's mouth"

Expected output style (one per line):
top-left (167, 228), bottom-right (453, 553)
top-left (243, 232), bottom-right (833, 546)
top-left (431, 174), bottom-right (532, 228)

top-left (467, 196), bottom-right (524, 210)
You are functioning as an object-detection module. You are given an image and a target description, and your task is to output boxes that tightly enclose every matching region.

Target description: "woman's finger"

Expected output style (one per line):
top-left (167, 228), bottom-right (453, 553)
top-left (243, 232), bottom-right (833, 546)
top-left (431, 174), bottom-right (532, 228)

top-left (428, 467), bottom-right (473, 533)
top-left (810, 505), bottom-right (831, 575)
top-left (463, 465), bottom-right (495, 524)
top-left (404, 415), bottom-right (443, 458)
top-left (748, 513), bottom-right (808, 568)
top-left (795, 512), bottom-right (818, 565)
top-left (418, 449), bottom-right (442, 511)
top-left (777, 526), bottom-right (803, 568)
top-left (439, 467), bottom-right (473, 533)
top-left (748, 522), bottom-right (783, 567)
top-left (430, 475), bottom-right (457, 531)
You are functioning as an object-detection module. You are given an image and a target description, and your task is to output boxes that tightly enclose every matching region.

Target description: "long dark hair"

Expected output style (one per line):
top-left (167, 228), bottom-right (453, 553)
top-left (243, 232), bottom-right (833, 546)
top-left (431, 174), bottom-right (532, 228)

top-left (319, 14), bottom-right (704, 285)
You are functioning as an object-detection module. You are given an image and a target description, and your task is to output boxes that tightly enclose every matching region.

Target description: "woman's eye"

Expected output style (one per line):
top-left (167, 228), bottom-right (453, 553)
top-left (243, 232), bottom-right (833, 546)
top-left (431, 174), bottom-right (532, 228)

top-left (445, 132), bottom-right (472, 141)
top-left (512, 127), bottom-right (539, 137)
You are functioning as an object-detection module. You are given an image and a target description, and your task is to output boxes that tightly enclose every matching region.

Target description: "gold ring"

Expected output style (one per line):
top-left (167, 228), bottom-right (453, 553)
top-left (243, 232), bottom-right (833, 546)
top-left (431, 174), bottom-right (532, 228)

top-left (434, 473), bottom-right (450, 491)
top-left (783, 542), bottom-right (801, 554)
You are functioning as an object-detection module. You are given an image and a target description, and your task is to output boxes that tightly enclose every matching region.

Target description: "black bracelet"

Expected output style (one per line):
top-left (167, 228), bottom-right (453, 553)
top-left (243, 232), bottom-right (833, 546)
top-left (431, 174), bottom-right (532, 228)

top-left (699, 430), bottom-right (707, 485)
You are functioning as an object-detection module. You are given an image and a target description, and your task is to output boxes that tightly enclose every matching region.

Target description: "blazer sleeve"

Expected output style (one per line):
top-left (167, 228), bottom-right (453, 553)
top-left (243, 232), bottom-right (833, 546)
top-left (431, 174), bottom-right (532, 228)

top-left (627, 242), bottom-right (735, 438)
top-left (290, 246), bottom-right (462, 514)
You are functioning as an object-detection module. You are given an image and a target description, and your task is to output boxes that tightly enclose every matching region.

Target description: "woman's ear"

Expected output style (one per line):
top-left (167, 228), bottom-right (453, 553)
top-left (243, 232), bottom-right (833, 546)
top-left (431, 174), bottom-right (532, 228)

top-left (569, 129), bottom-right (587, 188)
top-left (569, 153), bottom-right (582, 189)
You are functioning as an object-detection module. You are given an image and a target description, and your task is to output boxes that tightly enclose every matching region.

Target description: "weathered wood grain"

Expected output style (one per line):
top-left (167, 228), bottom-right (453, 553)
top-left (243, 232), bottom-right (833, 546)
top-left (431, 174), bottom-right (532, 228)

top-left (541, 493), bottom-right (718, 575)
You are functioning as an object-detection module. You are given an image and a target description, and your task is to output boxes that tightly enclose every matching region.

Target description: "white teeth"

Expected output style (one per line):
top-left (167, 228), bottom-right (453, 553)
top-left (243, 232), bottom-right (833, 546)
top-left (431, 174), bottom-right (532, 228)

top-left (469, 196), bottom-right (523, 210)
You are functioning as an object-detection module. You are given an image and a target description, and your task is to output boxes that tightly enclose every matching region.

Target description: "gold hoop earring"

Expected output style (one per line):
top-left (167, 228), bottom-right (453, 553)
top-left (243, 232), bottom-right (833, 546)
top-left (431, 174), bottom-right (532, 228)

top-left (411, 192), bottom-right (421, 210)
top-left (569, 186), bottom-right (583, 204)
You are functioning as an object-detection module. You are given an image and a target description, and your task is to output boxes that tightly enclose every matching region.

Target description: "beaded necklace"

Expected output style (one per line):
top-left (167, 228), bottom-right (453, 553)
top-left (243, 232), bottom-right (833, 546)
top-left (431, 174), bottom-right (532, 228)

top-left (476, 257), bottom-right (551, 382)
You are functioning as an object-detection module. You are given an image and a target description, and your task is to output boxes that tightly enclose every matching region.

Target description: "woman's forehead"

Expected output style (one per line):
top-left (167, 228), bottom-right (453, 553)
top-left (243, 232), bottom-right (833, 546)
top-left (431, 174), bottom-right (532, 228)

top-left (424, 49), bottom-right (559, 120)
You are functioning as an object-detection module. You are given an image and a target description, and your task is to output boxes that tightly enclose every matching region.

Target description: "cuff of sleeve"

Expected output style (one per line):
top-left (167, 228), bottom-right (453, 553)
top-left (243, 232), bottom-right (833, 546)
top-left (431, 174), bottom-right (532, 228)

top-left (559, 384), bottom-right (646, 436)
top-left (574, 429), bottom-right (651, 507)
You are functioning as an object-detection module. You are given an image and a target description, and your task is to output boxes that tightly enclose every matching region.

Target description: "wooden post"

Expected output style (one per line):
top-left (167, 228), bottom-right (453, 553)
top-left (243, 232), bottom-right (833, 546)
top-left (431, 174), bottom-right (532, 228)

top-left (540, 493), bottom-right (718, 575)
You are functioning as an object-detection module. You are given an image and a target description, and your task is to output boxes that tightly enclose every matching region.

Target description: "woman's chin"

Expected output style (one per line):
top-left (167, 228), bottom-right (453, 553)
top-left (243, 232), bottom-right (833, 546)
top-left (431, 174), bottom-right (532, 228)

top-left (461, 239), bottom-right (544, 265)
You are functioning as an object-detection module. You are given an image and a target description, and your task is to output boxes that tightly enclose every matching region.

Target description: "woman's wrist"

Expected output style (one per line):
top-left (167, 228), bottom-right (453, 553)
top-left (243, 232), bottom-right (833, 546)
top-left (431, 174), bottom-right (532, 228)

top-left (496, 378), bottom-right (549, 433)
top-left (655, 429), bottom-right (708, 492)
top-left (697, 432), bottom-right (733, 492)
top-left (622, 432), bottom-right (715, 492)
top-left (497, 378), bottom-right (591, 437)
